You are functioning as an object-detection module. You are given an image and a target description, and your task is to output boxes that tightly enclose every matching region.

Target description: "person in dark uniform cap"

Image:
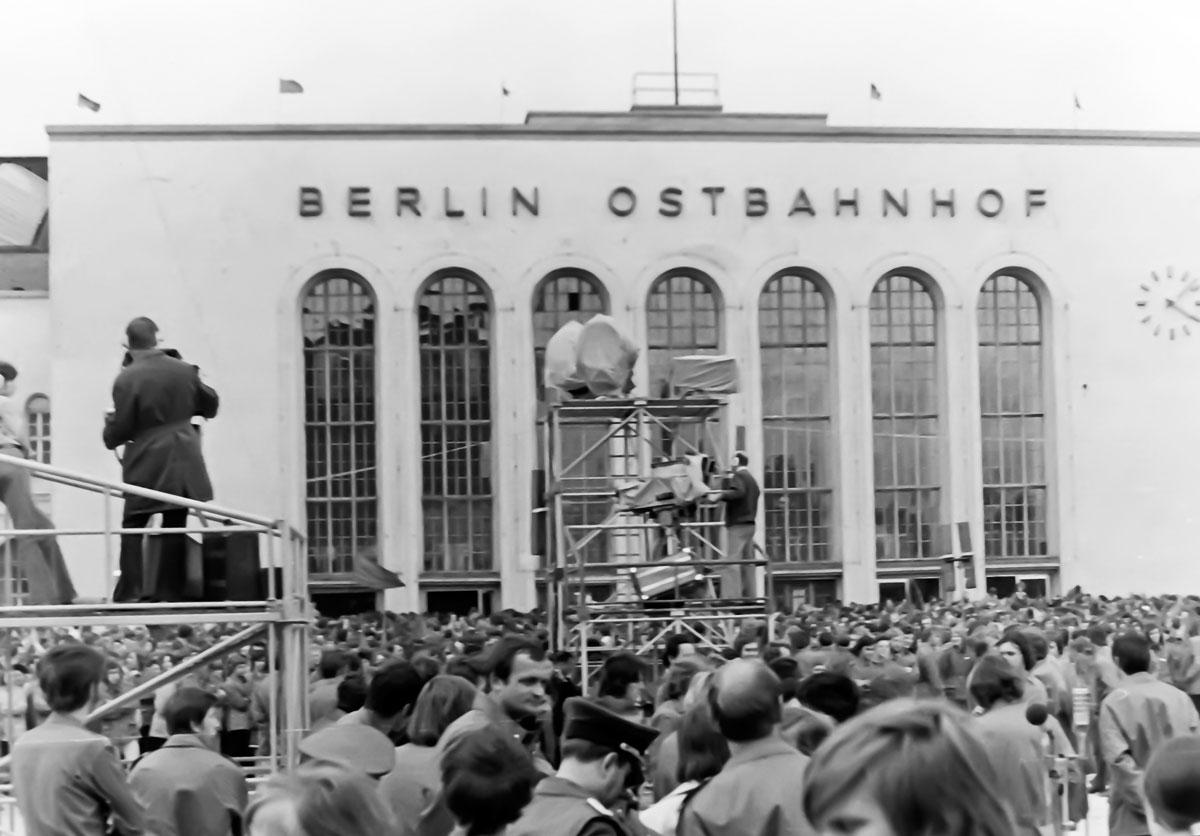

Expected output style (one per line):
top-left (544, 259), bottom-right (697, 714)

top-left (507, 697), bottom-right (657, 836)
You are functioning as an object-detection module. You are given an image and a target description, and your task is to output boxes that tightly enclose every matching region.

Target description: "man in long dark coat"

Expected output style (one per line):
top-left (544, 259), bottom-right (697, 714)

top-left (103, 318), bottom-right (218, 602)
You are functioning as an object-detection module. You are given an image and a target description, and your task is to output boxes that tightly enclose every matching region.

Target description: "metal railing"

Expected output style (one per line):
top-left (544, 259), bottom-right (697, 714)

top-left (631, 72), bottom-right (720, 108)
top-left (0, 453), bottom-right (313, 814)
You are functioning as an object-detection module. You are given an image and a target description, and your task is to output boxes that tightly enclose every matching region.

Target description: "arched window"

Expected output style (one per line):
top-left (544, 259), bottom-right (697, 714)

top-left (646, 269), bottom-right (721, 398)
top-left (302, 271), bottom-right (378, 576)
top-left (759, 271), bottom-right (833, 563)
top-left (419, 271), bottom-right (494, 573)
top-left (532, 269), bottom-right (609, 400)
top-left (24, 394), bottom-right (50, 464)
top-left (870, 273), bottom-right (941, 561)
top-left (978, 272), bottom-right (1047, 558)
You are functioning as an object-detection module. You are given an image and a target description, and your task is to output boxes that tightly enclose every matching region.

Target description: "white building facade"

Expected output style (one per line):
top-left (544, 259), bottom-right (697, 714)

top-left (25, 111), bottom-right (1200, 612)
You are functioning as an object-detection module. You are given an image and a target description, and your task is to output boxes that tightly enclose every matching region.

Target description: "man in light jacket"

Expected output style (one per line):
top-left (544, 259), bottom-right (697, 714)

top-left (1100, 632), bottom-right (1200, 836)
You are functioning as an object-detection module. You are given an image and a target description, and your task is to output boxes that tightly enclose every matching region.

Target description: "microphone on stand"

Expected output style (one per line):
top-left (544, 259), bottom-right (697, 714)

top-left (1027, 702), bottom-right (1071, 834)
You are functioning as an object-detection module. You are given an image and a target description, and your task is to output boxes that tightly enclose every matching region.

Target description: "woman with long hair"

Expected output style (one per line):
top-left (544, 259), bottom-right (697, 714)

top-left (247, 764), bottom-right (396, 836)
top-left (804, 699), bottom-right (1017, 836)
top-left (91, 659), bottom-right (139, 761)
top-left (378, 674), bottom-right (477, 830)
top-left (993, 630), bottom-right (1050, 708)
top-left (640, 701), bottom-right (731, 836)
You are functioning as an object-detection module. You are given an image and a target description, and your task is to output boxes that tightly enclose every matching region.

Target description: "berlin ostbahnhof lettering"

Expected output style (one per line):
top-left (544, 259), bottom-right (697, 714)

top-left (297, 185), bottom-right (1048, 219)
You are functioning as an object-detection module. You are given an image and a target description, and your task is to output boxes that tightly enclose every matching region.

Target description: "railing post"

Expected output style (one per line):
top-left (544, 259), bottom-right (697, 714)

top-left (103, 489), bottom-right (114, 601)
top-left (2, 538), bottom-right (11, 607)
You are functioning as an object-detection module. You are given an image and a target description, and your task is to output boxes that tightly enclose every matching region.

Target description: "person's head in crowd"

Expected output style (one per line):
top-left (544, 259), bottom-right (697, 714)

top-left (547, 649), bottom-right (578, 682)
top-left (663, 634), bottom-right (698, 667)
top-left (1147, 624), bottom-right (1165, 649)
top-left (557, 698), bottom-right (657, 808)
top-left (662, 656), bottom-right (705, 703)
top-left (163, 686), bottom-right (222, 744)
top-left (246, 764), bottom-right (396, 836)
top-left (767, 657), bottom-right (800, 703)
top-left (1087, 623), bottom-right (1111, 648)
top-left (968, 655), bottom-right (1026, 711)
top-left (38, 644), bottom-right (105, 714)
top-left (675, 701), bottom-right (730, 785)
top-left (596, 652), bottom-right (648, 716)
top-left (486, 636), bottom-right (552, 722)
top-left (411, 655), bottom-right (440, 684)
top-left (441, 725), bottom-right (540, 836)
top-left (796, 672), bottom-right (860, 724)
top-left (225, 653), bottom-right (250, 680)
top-left (1144, 734), bottom-right (1200, 836)
top-left (317, 650), bottom-right (347, 680)
top-left (995, 631), bottom-right (1035, 675)
top-left (334, 674), bottom-right (367, 715)
top-left (1113, 632), bottom-right (1153, 676)
top-left (407, 675), bottom-right (477, 746)
top-left (804, 699), bottom-right (1015, 836)
top-left (102, 658), bottom-right (124, 690)
top-left (445, 656), bottom-right (485, 687)
top-left (708, 659), bottom-right (782, 743)
top-left (362, 660), bottom-right (423, 730)
top-left (788, 628), bottom-right (812, 653)
top-left (1024, 630), bottom-right (1050, 665)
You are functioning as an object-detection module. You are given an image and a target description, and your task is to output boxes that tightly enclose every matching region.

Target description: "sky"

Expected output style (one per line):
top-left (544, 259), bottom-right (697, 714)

top-left (4, 0), bottom-right (1200, 154)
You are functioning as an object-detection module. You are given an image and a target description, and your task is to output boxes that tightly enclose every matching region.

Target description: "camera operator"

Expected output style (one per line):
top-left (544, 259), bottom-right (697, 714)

top-left (103, 317), bottom-right (218, 603)
top-left (706, 452), bottom-right (760, 599)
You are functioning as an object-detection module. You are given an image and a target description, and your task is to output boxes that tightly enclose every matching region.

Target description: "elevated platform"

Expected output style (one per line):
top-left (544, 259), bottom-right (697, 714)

top-left (543, 396), bottom-right (773, 685)
top-left (0, 455), bottom-right (311, 773)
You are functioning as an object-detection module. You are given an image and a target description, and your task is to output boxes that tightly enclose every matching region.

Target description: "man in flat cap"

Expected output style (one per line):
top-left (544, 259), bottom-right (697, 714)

top-left (0, 360), bottom-right (76, 603)
top-left (103, 318), bottom-right (218, 602)
top-left (299, 723), bottom-right (395, 779)
top-left (507, 697), bottom-right (657, 836)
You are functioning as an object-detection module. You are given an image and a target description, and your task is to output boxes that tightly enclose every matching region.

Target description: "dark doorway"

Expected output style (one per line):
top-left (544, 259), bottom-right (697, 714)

top-left (878, 577), bottom-right (940, 605)
top-left (987, 575), bottom-right (1048, 600)
top-left (427, 589), bottom-right (494, 616)
top-left (312, 591), bottom-right (377, 617)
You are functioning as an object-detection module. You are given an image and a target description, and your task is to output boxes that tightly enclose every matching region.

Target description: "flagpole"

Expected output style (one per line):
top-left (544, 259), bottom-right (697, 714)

top-left (672, 0), bottom-right (679, 106)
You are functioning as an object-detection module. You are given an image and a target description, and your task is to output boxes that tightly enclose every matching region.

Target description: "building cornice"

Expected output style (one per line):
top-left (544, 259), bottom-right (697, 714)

top-left (43, 120), bottom-right (1200, 147)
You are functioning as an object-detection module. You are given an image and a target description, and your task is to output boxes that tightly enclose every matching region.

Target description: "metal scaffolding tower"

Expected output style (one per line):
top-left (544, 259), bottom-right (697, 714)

top-left (544, 398), bottom-right (773, 687)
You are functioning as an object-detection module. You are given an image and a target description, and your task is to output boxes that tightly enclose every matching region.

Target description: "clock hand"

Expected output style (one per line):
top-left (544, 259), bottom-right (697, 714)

top-left (1171, 280), bottom-right (1199, 306)
top-left (1165, 299), bottom-right (1200, 324)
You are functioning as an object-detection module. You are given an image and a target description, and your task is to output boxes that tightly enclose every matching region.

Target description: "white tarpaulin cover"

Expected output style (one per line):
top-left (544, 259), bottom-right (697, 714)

top-left (670, 355), bottom-right (740, 394)
top-left (545, 315), bottom-right (639, 397)
top-left (542, 319), bottom-right (586, 393)
top-left (577, 315), bottom-right (638, 395)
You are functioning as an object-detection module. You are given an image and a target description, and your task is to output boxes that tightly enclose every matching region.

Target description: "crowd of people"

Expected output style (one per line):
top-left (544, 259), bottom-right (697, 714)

top-left (7, 586), bottom-right (1200, 835)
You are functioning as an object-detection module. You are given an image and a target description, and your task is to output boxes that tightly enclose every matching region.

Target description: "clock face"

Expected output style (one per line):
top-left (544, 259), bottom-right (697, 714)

top-left (1137, 267), bottom-right (1200, 339)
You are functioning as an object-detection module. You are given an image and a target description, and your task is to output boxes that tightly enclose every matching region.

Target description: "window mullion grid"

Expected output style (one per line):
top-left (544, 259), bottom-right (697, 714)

top-left (320, 288), bottom-right (337, 574)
